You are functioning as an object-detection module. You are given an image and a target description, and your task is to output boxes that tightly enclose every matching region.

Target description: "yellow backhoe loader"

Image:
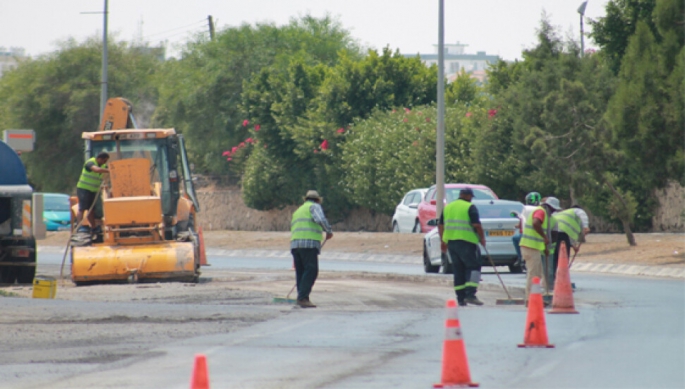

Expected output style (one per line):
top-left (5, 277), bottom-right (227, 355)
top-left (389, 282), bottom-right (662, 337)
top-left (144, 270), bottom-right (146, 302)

top-left (70, 98), bottom-right (207, 284)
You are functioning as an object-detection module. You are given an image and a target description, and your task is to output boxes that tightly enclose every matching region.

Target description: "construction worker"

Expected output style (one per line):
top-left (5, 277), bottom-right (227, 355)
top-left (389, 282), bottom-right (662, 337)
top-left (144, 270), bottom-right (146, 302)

top-left (438, 188), bottom-right (486, 307)
top-left (75, 152), bottom-right (109, 233)
top-left (512, 191), bottom-right (542, 267)
top-left (519, 196), bottom-right (560, 302)
top-left (290, 190), bottom-right (333, 308)
top-left (549, 204), bottom-right (590, 286)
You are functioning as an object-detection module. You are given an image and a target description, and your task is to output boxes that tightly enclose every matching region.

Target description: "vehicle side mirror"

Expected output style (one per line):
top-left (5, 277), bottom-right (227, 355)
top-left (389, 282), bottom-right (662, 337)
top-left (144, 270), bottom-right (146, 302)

top-left (427, 218), bottom-right (438, 226)
top-left (408, 203), bottom-right (418, 209)
top-left (430, 199), bottom-right (437, 205)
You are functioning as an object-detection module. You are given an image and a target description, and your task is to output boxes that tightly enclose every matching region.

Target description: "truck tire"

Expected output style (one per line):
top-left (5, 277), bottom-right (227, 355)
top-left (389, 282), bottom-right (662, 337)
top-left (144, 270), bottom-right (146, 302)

top-left (17, 265), bottom-right (35, 284)
top-left (0, 266), bottom-right (16, 284)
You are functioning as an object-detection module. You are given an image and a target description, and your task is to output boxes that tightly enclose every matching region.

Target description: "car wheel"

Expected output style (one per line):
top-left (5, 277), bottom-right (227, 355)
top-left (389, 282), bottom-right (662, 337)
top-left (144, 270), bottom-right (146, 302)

top-left (440, 253), bottom-right (453, 274)
top-left (412, 220), bottom-right (421, 233)
top-left (508, 264), bottom-right (523, 274)
top-left (392, 222), bottom-right (400, 233)
top-left (423, 244), bottom-right (439, 273)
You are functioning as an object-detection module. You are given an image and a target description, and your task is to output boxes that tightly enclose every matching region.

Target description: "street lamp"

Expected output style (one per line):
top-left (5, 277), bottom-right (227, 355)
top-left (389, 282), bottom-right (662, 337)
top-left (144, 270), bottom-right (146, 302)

top-left (436, 0), bottom-right (446, 219)
top-left (578, 1), bottom-right (588, 57)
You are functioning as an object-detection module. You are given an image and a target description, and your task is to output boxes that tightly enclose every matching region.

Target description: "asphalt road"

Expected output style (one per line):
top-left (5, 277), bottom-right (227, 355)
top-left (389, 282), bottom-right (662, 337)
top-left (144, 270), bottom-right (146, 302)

top-left (4, 253), bottom-right (685, 388)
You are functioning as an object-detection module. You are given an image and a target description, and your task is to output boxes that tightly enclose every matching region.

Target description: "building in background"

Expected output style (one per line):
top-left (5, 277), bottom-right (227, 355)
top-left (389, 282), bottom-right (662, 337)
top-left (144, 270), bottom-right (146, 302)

top-left (405, 42), bottom-right (500, 84)
top-left (0, 47), bottom-right (27, 78)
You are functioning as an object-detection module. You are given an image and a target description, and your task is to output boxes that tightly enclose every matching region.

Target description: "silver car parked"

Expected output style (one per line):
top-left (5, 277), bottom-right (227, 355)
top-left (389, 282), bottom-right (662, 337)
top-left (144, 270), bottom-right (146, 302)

top-left (422, 199), bottom-right (524, 274)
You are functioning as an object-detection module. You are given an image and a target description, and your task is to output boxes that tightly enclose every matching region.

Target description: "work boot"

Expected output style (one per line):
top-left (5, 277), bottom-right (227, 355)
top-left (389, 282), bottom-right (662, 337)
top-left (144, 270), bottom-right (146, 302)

top-left (297, 298), bottom-right (316, 308)
top-left (457, 300), bottom-right (467, 307)
top-left (464, 296), bottom-right (484, 306)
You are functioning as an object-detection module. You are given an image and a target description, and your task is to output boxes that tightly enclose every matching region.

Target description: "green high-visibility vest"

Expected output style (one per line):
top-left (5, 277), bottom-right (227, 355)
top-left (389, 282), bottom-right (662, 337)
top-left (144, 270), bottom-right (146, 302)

top-left (552, 209), bottom-right (582, 241)
top-left (76, 157), bottom-right (107, 193)
top-left (291, 202), bottom-right (323, 241)
top-left (442, 199), bottom-right (479, 244)
top-left (519, 206), bottom-right (550, 252)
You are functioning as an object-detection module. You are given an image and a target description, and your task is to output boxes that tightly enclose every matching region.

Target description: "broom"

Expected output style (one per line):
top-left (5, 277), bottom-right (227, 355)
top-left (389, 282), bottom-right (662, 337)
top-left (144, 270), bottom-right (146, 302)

top-left (273, 238), bottom-right (327, 304)
top-left (483, 246), bottom-right (525, 305)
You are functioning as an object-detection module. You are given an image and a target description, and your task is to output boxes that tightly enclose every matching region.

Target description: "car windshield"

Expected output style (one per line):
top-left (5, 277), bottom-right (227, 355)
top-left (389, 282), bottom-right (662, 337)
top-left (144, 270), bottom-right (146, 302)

top-left (44, 195), bottom-right (70, 211)
top-left (474, 203), bottom-right (524, 219)
top-left (444, 188), bottom-right (496, 202)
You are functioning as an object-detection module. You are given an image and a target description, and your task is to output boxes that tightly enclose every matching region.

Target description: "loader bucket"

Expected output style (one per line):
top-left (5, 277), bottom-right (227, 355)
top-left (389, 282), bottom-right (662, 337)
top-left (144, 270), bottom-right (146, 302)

top-left (71, 241), bottom-right (198, 284)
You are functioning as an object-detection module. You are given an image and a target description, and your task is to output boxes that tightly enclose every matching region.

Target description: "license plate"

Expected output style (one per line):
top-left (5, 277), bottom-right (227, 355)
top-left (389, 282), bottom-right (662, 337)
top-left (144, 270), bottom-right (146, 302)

top-left (57, 226), bottom-right (70, 231)
top-left (13, 249), bottom-right (30, 257)
top-left (488, 230), bottom-right (514, 237)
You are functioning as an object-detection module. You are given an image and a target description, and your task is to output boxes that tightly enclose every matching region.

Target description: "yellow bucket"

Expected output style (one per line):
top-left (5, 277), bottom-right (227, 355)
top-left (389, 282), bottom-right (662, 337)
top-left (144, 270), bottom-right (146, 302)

top-left (32, 276), bottom-right (56, 299)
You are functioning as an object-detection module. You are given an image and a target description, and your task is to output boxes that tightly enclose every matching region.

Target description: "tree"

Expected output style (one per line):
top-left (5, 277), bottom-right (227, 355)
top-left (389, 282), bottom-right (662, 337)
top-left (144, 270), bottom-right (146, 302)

top-left (0, 38), bottom-right (161, 193)
top-left (152, 16), bottom-right (360, 176)
top-left (238, 47), bottom-right (439, 219)
top-left (589, 0), bottom-right (659, 74)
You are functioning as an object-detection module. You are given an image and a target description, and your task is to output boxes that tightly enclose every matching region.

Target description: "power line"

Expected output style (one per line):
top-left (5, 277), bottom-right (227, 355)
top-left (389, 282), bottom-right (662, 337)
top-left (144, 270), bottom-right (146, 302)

top-left (148, 26), bottom-right (207, 42)
top-left (142, 19), bottom-right (206, 40)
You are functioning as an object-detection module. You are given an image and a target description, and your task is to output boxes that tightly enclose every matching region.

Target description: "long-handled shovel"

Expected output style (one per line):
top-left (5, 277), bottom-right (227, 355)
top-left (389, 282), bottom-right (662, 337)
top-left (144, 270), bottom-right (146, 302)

top-left (273, 238), bottom-right (327, 304)
top-left (484, 246), bottom-right (525, 305)
top-left (568, 243), bottom-right (582, 268)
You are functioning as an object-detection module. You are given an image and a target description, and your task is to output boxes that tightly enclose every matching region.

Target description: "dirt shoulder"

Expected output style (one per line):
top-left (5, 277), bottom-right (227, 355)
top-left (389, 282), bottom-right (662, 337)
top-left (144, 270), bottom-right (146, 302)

top-left (39, 230), bottom-right (684, 268)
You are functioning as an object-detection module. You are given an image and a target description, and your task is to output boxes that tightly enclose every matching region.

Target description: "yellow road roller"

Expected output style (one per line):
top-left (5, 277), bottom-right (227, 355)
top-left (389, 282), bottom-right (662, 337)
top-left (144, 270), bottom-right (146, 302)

top-left (71, 98), bottom-right (207, 284)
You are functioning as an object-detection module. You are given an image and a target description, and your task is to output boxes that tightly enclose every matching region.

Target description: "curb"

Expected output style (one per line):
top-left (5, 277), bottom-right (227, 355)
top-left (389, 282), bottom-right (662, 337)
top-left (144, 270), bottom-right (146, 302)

top-left (38, 246), bottom-right (685, 279)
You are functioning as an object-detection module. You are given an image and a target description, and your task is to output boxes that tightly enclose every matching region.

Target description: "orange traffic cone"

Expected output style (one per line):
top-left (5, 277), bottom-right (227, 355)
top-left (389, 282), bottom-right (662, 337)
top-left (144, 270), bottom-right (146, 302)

top-left (190, 354), bottom-right (210, 389)
top-left (518, 277), bottom-right (554, 348)
top-left (549, 241), bottom-right (579, 314)
top-left (434, 300), bottom-right (479, 388)
top-left (198, 226), bottom-right (207, 266)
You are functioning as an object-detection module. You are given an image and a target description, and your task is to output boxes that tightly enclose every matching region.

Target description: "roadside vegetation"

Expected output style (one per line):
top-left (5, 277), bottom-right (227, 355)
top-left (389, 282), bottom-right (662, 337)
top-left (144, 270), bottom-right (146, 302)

top-left (0, 1), bottom-right (682, 241)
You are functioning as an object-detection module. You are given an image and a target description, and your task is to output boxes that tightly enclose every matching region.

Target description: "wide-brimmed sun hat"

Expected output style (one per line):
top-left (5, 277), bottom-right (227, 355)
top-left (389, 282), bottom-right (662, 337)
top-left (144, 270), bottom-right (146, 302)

top-left (542, 196), bottom-right (561, 210)
top-left (304, 190), bottom-right (323, 201)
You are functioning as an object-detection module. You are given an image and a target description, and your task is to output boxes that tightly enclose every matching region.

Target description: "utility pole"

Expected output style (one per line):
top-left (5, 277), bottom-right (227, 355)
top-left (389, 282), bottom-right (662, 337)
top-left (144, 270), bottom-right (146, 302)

top-left (100, 0), bottom-right (109, 123)
top-left (436, 0), bottom-right (446, 220)
top-left (208, 15), bottom-right (215, 40)
top-left (578, 1), bottom-right (588, 57)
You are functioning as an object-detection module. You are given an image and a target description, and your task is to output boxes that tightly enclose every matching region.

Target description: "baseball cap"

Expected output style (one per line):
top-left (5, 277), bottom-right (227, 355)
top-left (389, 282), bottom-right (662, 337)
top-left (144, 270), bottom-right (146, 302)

top-left (460, 188), bottom-right (475, 197)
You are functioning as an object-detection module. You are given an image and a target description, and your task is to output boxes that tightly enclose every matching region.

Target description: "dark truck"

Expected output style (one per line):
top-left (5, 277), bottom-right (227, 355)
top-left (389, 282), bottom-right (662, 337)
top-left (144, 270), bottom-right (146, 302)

top-left (0, 139), bottom-right (36, 284)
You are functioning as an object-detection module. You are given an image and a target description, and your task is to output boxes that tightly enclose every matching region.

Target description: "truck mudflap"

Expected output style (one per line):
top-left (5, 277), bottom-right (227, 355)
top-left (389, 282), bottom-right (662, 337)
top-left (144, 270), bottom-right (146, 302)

top-left (71, 241), bottom-right (198, 284)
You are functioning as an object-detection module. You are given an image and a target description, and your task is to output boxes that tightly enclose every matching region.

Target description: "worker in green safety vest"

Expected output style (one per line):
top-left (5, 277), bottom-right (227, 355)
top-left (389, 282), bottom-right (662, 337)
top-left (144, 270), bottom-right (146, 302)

top-left (438, 188), bottom-right (486, 307)
top-left (519, 196), bottom-right (560, 301)
top-left (290, 190), bottom-right (333, 308)
top-left (549, 205), bottom-right (589, 287)
top-left (75, 152), bottom-right (109, 233)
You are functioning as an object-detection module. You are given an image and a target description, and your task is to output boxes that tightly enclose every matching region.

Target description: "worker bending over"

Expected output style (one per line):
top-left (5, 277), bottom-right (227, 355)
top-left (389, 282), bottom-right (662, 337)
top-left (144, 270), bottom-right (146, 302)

top-left (549, 204), bottom-right (589, 287)
top-left (439, 188), bottom-right (486, 307)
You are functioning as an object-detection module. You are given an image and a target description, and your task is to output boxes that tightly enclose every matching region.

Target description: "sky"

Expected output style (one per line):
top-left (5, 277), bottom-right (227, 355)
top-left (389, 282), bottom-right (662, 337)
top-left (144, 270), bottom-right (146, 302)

top-left (0, 0), bottom-right (609, 61)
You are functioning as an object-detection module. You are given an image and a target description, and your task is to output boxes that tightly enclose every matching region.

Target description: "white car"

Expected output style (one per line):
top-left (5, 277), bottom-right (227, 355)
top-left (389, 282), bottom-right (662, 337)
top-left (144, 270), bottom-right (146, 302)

top-left (392, 188), bottom-right (428, 233)
top-left (422, 199), bottom-right (524, 274)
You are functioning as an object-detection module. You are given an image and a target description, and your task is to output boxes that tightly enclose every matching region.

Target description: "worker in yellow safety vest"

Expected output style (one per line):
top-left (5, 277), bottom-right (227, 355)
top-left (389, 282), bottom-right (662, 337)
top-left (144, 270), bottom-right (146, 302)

top-left (519, 196), bottom-right (560, 301)
top-left (290, 190), bottom-right (333, 308)
top-left (549, 205), bottom-right (589, 287)
top-left (75, 152), bottom-right (109, 233)
top-left (438, 188), bottom-right (486, 307)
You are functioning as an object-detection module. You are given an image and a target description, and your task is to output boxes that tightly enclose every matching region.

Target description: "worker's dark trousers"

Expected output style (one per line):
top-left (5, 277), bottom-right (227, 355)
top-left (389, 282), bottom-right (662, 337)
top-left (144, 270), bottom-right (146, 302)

top-left (550, 232), bottom-right (571, 289)
top-left (447, 240), bottom-right (481, 303)
top-left (292, 248), bottom-right (319, 301)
